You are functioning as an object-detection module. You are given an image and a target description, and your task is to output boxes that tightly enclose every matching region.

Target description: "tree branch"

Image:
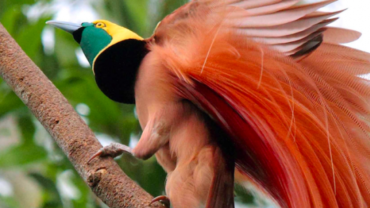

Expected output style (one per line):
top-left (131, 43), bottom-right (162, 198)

top-left (0, 24), bottom-right (160, 208)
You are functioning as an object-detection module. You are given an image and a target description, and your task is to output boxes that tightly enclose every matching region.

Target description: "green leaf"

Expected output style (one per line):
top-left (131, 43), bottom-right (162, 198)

top-left (17, 114), bottom-right (35, 143)
top-left (0, 88), bottom-right (24, 118)
top-left (28, 173), bottom-right (63, 208)
top-left (234, 184), bottom-right (255, 205)
top-left (119, 156), bottom-right (166, 196)
top-left (0, 196), bottom-right (20, 208)
top-left (0, 143), bottom-right (47, 168)
top-left (54, 31), bottom-right (79, 67)
top-left (16, 17), bottom-right (49, 61)
top-left (0, 4), bottom-right (23, 33)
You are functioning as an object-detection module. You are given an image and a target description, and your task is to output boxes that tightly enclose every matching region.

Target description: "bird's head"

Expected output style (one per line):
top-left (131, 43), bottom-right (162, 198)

top-left (47, 20), bottom-right (143, 66)
top-left (47, 20), bottom-right (149, 104)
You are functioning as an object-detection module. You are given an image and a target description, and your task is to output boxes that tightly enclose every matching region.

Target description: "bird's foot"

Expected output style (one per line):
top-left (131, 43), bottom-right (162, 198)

top-left (150, 195), bottom-right (170, 208)
top-left (87, 143), bottom-right (132, 164)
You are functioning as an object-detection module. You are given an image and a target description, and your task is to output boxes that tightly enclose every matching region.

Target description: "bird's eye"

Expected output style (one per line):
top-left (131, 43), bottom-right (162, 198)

top-left (95, 22), bottom-right (105, 28)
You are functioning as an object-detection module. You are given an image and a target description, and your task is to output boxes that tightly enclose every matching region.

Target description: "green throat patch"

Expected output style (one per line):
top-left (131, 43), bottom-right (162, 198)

top-left (79, 23), bottom-right (112, 65)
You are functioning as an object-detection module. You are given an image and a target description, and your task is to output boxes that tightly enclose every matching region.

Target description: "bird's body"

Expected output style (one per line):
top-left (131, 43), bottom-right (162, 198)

top-left (135, 47), bottom-right (235, 208)
top-left (49, 0), bottom-right (370, 207)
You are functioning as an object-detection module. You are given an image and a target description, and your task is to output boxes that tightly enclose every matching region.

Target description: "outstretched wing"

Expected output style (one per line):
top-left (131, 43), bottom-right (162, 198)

top-left (154, 0), bottom-right (360, 58)
top-left (151, 1), bottom-right (370, 207)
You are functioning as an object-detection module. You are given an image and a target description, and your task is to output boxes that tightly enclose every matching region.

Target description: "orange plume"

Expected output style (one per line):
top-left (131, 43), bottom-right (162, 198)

top-left (150, 12), bottom-right (370, 207)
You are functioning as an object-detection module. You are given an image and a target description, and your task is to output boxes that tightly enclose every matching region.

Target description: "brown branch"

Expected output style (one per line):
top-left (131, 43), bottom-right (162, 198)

top-left (0, 24), bottom-right (161, 208)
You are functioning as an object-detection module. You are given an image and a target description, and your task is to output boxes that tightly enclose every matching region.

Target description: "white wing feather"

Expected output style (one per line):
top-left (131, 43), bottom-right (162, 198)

top-left (203, 0), bottom-right (361, 57)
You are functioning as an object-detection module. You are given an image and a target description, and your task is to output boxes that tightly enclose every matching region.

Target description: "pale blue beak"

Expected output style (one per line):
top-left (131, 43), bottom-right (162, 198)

top-left (46, 20), bottom-right (81, 33)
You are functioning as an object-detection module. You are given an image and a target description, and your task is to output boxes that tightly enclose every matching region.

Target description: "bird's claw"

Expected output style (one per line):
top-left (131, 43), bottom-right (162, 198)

top-left (150, 195), bottom-right (170, 207)
top-left (87, 149), bottom-right (104, 164)
top-left (87, 143), bottom-right (132, 164)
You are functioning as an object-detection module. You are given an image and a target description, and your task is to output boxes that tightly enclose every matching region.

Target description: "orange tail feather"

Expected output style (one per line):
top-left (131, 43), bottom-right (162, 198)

top-left (151, 16), bottom-right (370, 208)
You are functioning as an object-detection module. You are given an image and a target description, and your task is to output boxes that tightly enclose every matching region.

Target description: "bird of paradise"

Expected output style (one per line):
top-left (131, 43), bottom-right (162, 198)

top-left (48, 0), bottom-right (370, 207)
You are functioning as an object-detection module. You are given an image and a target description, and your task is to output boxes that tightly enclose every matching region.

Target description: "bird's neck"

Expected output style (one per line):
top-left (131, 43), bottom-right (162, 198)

top-left (93, 39), bottom-right (149, 104)
top-left (79, 27), bottom-right (112, 65)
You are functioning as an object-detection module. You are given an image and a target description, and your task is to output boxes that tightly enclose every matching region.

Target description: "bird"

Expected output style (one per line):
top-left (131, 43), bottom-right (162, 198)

top-left (47, 0), bottom-right (370, 207)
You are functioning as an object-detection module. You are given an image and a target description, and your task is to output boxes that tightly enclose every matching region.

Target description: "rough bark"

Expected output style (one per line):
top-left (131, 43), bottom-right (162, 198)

top-left (0, 24), bottom-right (161, 208)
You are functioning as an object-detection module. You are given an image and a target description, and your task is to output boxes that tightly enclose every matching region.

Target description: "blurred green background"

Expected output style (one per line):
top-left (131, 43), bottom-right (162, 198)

top-left (2, 0), bottom-right (368, 207)
top-left (0, 0), bottom-right (272, 207)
